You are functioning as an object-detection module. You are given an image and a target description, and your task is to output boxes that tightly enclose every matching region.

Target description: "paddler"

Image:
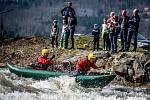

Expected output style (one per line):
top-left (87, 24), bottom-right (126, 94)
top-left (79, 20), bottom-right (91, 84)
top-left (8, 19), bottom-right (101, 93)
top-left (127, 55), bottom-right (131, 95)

top-left (74, 53), bottom-right (105, 76)
top-left (31, 48), bottom-right (55, 70)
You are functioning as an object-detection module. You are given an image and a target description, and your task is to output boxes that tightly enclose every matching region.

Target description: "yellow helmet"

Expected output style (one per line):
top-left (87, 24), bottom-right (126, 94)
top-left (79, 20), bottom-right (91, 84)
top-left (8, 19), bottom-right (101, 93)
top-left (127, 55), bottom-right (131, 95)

top-left (42, 49), bottom-right (49, 55)
top-left (88, 53), bottom-right (97, 60)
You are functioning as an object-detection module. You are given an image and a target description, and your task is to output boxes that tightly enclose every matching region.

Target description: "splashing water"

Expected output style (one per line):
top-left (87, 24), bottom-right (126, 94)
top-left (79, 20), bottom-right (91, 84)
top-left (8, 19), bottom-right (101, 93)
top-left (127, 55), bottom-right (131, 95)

top-left (0, 69), bottom-right (150, 100)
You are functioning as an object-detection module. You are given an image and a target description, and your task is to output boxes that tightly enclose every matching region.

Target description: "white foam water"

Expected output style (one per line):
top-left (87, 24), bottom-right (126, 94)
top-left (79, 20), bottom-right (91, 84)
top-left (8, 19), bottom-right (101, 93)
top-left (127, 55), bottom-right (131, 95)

top-left (0, 70), bottom-right (150, 100)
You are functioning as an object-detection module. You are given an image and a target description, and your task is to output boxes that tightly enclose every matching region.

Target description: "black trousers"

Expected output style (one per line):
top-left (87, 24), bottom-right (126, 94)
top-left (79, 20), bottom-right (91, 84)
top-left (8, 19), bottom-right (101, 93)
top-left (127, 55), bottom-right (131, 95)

top-left (51, 36), bottom-right (58, 48)
top-left (93, 37), bottom-right (100, 51)
top-left (127, 29), bottom-right (138, 51)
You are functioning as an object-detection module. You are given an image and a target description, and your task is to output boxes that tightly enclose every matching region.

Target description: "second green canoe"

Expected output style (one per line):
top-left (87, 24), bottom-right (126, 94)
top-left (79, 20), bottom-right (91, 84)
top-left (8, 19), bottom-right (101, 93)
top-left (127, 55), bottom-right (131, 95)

top-left (76, 75), bottom-right (116, 88)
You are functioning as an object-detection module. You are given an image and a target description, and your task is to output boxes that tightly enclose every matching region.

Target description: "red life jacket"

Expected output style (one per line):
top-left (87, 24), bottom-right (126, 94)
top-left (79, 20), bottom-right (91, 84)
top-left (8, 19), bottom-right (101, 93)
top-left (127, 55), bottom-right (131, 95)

top-left (76, 57), bottom-right (99, 72)
top-left (34, 56), bottom-right (54, 70)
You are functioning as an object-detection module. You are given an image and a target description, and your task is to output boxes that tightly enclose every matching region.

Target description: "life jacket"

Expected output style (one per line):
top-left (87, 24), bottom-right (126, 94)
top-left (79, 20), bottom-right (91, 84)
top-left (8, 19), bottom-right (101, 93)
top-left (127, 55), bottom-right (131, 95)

top-left (33, 56), bottom-right (53, 70)
top-left (76, 57), bottom-right (99, 72)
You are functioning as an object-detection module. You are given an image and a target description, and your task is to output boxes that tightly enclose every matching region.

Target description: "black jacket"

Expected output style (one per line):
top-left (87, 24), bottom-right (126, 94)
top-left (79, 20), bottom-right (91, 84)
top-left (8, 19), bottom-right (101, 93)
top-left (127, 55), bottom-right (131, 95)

top-left (119, 16), bottom-right (130, 30)
top-left (68, 16), bottom-right (77, 29)
top-left (128, 15), bottom-right (140, 30)
top-left (61, 7), bottom-right (76, 16)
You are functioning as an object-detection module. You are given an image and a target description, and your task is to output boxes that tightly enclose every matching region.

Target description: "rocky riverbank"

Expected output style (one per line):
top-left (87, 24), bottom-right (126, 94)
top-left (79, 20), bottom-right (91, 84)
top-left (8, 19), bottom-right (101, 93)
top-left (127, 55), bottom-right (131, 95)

top-left (0, 36), bottom-right (150, 86)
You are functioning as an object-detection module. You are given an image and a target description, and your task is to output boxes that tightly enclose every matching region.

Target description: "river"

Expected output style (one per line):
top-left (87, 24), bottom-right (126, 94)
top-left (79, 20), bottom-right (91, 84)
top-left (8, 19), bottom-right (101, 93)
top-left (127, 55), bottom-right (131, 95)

top-left (0, 69), bottom-right (150, 100)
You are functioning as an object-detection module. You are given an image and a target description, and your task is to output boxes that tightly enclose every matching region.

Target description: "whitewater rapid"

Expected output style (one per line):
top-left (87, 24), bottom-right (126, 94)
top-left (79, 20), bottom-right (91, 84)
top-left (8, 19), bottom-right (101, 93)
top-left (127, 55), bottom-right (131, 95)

top-left (0, 69), bottom-right (150, 100)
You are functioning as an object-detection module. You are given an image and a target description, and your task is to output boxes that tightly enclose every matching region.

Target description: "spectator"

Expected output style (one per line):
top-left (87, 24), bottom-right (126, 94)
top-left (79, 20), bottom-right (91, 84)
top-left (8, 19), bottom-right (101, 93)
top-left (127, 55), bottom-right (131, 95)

top-left (31, 49), bottom-right (55, 71)
top-left (92, 24), bottom-right (100, 51)
top-left (108, 15), bottom-right (120, 54)
top-left (51, 20), bottom-right (59, 48)
top-left (127, 9), bottom-right (140, 51)
top-left (68, 11), bottom-right (77, 49)
top-left (101, 18), bottom-right (110, 51)
top-left (119, 10), bottom-right (130, 51)
top-left (60, 20), bottom-right (69, 49)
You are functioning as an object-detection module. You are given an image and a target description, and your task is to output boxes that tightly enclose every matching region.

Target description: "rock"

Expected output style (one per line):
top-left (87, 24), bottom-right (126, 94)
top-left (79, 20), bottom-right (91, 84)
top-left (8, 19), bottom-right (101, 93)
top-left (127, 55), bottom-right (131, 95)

top-left (113, 64), bottom-right (128, 74)
top-left (106, 57), bottom-right (114, 67)
top-left (133, 59), bottom-right (145, 82)
top-left (117, 53), bottom-right (128, 59)
top-left (144, 59), bottom-right (150, 75)
top-left (97, 52), bottom-right (111, 59)
top-left (137, 53), bottom-right (150, 67)
top-left (57, 55), bottom-right (82, 71)
top-left (83, 44), bottom-right (89, 48)
top-left (0, 63), bottom-right (6, 68)
top-left (96, 59), bottom-right (107, 67)
top-left (127, 67), bottom-right (135, 78)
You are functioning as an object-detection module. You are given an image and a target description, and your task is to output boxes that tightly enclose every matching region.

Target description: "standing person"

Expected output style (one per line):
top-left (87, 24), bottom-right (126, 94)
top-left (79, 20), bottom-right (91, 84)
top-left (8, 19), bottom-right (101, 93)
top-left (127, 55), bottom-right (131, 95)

top-left (113, 16), bottom-right (120, 53)
top-left (92, 24), bottom-right (100, 51)
top-left (119, 10), bottom-right (130, 51)
top-left (68, 11), bottom-right (77, 49)
top-left (60, 20), bottom-right (69, 49)
top-left (51, 20), bottom-right (59, 48)
top-left (127, 9), bottom-right (140, 51)
top-left (101, 18), bottom-right (110, 51)
top-left (61, 1), bottom-right (76, 19)
top-left (108, 15), bottom-right (120, 54)
top-left (107, 12), bottom-right (115, 51)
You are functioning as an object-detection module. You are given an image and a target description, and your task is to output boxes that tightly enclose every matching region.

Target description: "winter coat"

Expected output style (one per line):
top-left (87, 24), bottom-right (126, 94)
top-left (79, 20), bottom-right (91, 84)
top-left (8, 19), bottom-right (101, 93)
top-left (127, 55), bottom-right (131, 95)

top-left (119, 16), bottom-right (130, 30)
top-left (92, 29), bottom-right (100, 38)
top-left (68, 16), bottom-right (77, 29)
top-left (61, 7), bottom-right (76, 17)
top-left (128, 15), bottom-right (140, 30)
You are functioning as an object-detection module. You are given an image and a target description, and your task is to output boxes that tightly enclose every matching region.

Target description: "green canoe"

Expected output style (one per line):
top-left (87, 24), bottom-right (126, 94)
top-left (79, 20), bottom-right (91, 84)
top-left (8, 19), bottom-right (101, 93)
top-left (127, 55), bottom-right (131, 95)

top-left (7, 63), bottom-right (116, 88)
top-left (76, 75), bottom-right (116, 88)
top-left (7, 63), bottom-right (66, 79)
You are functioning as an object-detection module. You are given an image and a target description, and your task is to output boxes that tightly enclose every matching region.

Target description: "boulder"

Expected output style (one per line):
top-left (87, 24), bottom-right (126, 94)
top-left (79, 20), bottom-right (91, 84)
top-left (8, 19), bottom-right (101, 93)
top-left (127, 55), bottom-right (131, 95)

top-left (133, 59), bottom-right (145, 82)
top-left (144, 59), bottom-right (150, 75)
top-left (0, 63), bottom-right (6, 68)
